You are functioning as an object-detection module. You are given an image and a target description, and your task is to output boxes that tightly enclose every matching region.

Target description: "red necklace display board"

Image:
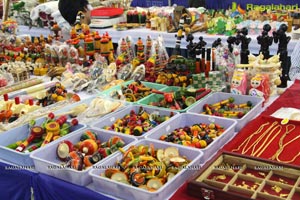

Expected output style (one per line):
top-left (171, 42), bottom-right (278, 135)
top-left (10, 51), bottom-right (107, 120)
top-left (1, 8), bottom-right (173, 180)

top-left (224, 115), bottom-right (300, 165)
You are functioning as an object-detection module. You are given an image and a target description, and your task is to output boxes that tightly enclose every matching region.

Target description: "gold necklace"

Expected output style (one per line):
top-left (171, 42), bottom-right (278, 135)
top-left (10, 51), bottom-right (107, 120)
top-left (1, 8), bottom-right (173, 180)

top-left (246, 121), bottom-right (279, 155)
top-left (270, 124), bottom-right (296, 160)
top-left (252, 125), bottom-right (282, 157)
top-left (278, 124), bottom-right (296, 147)
top-left (242, 121), bottom-right (278, 154)
top-left (277, 152), bottom-right (300, 163)
top-left (231, 122), bottom-right (270, 153)
top-left (270, 125), bottom-right (300, 163)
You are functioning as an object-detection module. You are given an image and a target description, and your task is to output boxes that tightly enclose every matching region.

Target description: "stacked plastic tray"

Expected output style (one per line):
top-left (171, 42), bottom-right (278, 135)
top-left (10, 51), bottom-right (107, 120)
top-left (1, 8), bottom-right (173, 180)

top-left (100, 80), bottom-right (167, 104)
top-left (146, 113), bottom-right (237, 163)
top-left (53, 94), bottom-right (128, 125)
top-left (92, 104), bottom-right (179, 139)
top-left (187, 92), bottom-right (264, 131)
top-left (138, 86), bottom-right (211, 113)
top-left (0, 117), bottom-right (85, 166)
top-left (30, 128), bottom-right (137, 186)
top-left (89, 139), bottom-right (203, 200)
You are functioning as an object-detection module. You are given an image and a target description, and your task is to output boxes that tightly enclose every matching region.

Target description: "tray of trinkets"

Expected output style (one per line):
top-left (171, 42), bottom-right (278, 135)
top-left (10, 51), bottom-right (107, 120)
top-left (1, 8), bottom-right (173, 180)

top-left (0, 115), bottom-right (85, 166)
top-left (187, 92), bottom-right (264, 131)
top-left (187, 151), bottom-right (300, 200)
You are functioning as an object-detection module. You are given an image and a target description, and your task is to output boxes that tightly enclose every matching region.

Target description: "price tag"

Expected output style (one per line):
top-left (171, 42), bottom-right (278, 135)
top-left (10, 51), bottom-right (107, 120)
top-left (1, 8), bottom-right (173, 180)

top-left (166, 125), bottom-right (170, 132)
top-left (110, 117), bottom-right (115, 122)
top-left (208, 117), bottom-right (215, 123)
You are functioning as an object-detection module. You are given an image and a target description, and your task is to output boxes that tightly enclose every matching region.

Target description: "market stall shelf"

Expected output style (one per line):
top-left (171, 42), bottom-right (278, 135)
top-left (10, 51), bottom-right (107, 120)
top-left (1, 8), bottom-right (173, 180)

top-left (146, 113), bottom-right (237, 163)
top-left (187, 92), bottom-right (264, 131)
top-left (0, 117), bottom-right (85, 166)
top-left (89, 139), bottom-right (203, 200)
top-left (30, 128), bottom-right (137, 186)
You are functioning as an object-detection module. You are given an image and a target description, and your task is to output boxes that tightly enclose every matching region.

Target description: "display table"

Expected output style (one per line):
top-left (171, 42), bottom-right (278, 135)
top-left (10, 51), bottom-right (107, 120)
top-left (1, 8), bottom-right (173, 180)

top-left (0, 84), bottom-right (291, 200)
top-left (17, 25), bottom-right (297, 55)
top-left (17, 25), bottom-right (51, 38)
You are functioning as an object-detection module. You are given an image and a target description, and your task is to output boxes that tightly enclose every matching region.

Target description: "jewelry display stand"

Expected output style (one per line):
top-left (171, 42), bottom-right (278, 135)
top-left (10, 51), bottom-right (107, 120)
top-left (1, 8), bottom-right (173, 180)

top-left (223, 114), bottom-right (300, 164)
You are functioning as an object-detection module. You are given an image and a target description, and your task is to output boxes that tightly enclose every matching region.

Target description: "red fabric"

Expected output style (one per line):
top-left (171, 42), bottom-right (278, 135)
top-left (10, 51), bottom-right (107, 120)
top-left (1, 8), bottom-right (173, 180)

top-left (224, 115), bottom-right (300, 165)
top-left (91, 8), bottom-right (123, 17)
top-left (262, 80), bottom-right (300, 116)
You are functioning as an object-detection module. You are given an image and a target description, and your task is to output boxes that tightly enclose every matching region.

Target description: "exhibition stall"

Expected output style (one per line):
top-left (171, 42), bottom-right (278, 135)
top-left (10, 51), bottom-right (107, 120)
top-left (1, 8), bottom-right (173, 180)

top-left (1, 0), bottom-right (300, 199)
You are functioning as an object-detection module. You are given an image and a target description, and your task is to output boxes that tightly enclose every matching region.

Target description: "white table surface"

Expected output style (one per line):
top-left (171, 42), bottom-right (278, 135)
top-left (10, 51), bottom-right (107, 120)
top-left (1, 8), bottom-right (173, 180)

top-left (92, 27), bottom-right (297, 55)
top-left (17, 25), bottom-right (297, 56)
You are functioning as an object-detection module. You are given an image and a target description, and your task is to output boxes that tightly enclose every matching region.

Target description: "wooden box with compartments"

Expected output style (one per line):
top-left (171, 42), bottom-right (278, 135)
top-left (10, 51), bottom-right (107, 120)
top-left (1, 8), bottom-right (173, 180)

top-left (187, 151), bottom-right (300, 200)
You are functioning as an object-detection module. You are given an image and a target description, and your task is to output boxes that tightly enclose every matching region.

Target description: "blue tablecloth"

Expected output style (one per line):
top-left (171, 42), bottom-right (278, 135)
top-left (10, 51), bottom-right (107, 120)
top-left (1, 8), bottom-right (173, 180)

top-left (0, 162), bottom-right (114, 200)
top-left (32, 174), bottom-right (113, 200)
top-left (0, 162), bottom-right (34, 200)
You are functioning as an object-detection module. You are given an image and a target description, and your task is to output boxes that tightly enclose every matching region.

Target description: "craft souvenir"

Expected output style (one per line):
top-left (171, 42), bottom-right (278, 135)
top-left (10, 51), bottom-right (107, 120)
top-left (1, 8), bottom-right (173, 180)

top-left (12, 115), bottom-right (79, 152)
top-left (156, 36), bottom-right (169, 66)
top-left (56, 132), bottom-right (125, 170)
top-left (104, 62), bottom-right (117, 82)
top-left (126, 36), bottom-right (135, 60)
top-left (273, 24), bottom-right (291, 88)
top-left (257, 24), bottom-right (273, 60)
top-left (249, 73), bottom-right (270, 102)
top-left (148, 88), bottom-right (211, 111)
top-left (117, 63), bottom-right (133, 80)
top-left (249, 54), bottom-right (282, 96)
top-left (231, 70), bottom-right (247, 95)
top-left (236, 27), bottom-right (251, 64)
top-left (130, 64), bottom-right (145, 81)
top-left (75, 97), bottom-right (124, 124)
top-left (58, 44), bottom-right (69, 66)
top-left (4, 61), bottom-right (32, 82)
top-left (68, 46), bottom-right (78, 64)
top-left (135, 37), bottom-right (145, 64)
top-left (50, 45), bottom-right (60, 65)
top-left (51, 24), bottom-right (62, 40)
top-left (232, 45), bottom-right (240, 66)
top-left (94, 32), bottom-right (101, 53)
top-left (215, 45), bottom-right (235, 83)
top-left (101, 144), bottom-right (190, 191)
top-left (84, 35), bottom-right (95, 57)
top-left (144, 35), bottom-right (152, 61)
top-left (159, 122), bottom-right (225, 148)
top-left (77, 46), bottom-right (85, 64)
